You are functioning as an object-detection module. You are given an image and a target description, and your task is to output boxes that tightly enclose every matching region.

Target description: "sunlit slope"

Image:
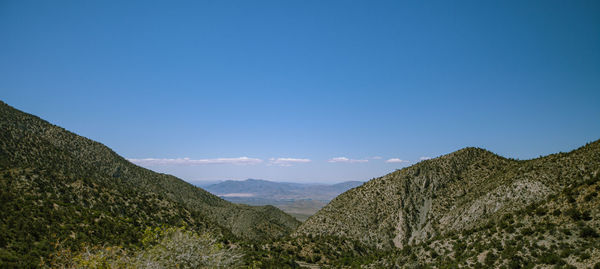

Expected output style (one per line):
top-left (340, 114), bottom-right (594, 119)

top-left (0, 101), bottom-right (299, 267)
top-left (296, 140), bottom-right (600, 250)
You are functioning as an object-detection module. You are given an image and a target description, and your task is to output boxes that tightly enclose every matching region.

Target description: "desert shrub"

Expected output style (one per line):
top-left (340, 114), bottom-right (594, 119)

top-left (520, 227), bottom-right (534, 236)
top-left (559, 247), bottom-right (572, 258)
top-left (581, 210), bottom-right (592, 221)
top-left (537, 252), bottom-right (564, 265)
top-left (43, 242), bottom-right (133, 269)
top-left (584, 192), bottom-right (597, 202)
top-left (484, 252), bottom-right (497, 267)
top-left (579, 226), bottom-right (599, 238)
top-left (578, 251), bottom-right (590, 260)
top-left (43, 226), bottom-right (241, 268)
top-left (564, 208), bottom-right (581, 221)
top-left (535, 207), bottom-right (548, 216)
top-left (507, 255), bottom-right (523, 269)
top-left (134, 226), bottom-right (242, 268)
top-left (551, 209), bottom-right (561, 216)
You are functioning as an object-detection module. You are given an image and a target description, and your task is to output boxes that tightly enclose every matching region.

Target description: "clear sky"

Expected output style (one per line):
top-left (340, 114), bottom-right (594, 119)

top-left (1, 0), bottom-right (599, 183)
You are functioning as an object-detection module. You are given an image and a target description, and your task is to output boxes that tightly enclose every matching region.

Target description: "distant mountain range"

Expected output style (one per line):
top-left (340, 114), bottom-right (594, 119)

top-left (204, 179), bottom-right (363, 221)
top-left (204, 179), bottom-right (363, 201)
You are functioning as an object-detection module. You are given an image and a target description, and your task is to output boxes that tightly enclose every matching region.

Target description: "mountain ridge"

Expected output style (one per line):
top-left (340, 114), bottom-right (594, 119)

top-left (295, 139), bottom-right (600, 249)
top-left (0, 101), bottom-right (300, 266)
top-left (204, 178), bottom-right (363, 199)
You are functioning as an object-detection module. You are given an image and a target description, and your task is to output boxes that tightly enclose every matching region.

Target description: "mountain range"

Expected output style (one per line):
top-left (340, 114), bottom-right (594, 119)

top-left (203, 179), bottom-right (363, 221)
top-left (1, 100), bottom-right (599, 268)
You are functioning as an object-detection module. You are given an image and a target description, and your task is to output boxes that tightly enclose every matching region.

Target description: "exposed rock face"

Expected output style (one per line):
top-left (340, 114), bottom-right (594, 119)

top-left (438, 179), bottom-right (551, 232)
top-left (296, 142), bottom-right (600, 250)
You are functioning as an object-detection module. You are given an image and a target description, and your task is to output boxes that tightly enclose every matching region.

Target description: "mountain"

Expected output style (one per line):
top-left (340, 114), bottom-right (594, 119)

top-left (293, 141), bottom-right (600, 267)
top-left (204, 179), bottom-right (363, 221)
top-left (204, 179), bottom-right (363, 201)
top-left (204, 179), bottom-right (303, 198)
top-left (0, 101), bottom-right (299, 267)
top-left (3, 99), bottom-right (599, 268)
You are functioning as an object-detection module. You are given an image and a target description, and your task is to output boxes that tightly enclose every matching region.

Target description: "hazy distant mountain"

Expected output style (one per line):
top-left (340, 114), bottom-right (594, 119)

top-left (0, 101), bottom-right (299, 267)
top-left (205, 178), bottom-right (363, 201)
top-left (204, 179), bottom-right (363, 221)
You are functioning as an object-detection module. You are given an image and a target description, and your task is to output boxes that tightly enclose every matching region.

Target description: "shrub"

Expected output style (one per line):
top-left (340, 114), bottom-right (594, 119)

top-left (535, 207), bottom-right (547, 216)
top-left (579, 252), bottom-right (591, 260)
top-left (135, 227), bottom-right (242, 268)
top-left (579, 226), bottom-right (599, 238)
top-left (507, 255), bottom-right (523, 269)
top-left (484, 252), bottom-right (497, 267)
top-left (537, 252), bottom-right (564, 265)
top-left (581, 210), bottom-right (592, 221)
top-left (584, 192), bottom-right (597, 202)
top-left (521, 227), bottom-right (534, 236)
top-left (564, 208), bottom-right (581, 221)
top-left (44, 226), bottom-right (242, 268)
top-left (551, 209), bottom-right (561, 216)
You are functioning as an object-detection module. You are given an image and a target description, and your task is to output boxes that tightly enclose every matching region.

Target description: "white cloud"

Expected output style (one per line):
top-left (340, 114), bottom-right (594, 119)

top-left (420, 156), bottom-right (432, 160)
top-left (385, 158), bottom-right (409, 163)
top-left (327, 157), bottom-right (368, 163)
top-left (128, 157), bottom-right (263, 166)
top-left (269, 157), bottom-right (311, 166)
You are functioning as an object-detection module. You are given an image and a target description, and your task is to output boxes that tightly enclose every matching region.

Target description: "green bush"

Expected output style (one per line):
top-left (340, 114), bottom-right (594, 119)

top-left (537, 252), bottom-right (564, 265)
top-left (579, 226), bottom-right (599, 238)
top-left (520, 227), bottom-right (534, 236)
top-left (484, 252), bottom-right (497, 267)
top-left (535, 207), bottom-right (547, 216)
top-left (584, 192), bottom-right (597, 202)
top-left (44, 226), bottom-right (242, 268)
top-left (564, 208), bottom-right (581, 221)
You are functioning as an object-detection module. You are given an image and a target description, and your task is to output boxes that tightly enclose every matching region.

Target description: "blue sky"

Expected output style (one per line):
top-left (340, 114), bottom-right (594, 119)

top-left (1, 0), bottom-right (599, 183)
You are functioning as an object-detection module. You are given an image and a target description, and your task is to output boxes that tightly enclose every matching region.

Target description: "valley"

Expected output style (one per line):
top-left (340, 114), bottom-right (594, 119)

top-left (203, 179), bottom-right (363, 221)
top-left (3, 1), bottom-right (599, 268)
top-left (1, 101), bottom-right (599, 268)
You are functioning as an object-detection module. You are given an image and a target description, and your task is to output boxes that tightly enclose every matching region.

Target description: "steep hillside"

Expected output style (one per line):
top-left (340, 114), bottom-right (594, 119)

top-left (296, 141), bottom-right (600, 253)
top-left (0, 101), bottom-right (299, 267)
top-left (373, 171), bottom-right (600, 267)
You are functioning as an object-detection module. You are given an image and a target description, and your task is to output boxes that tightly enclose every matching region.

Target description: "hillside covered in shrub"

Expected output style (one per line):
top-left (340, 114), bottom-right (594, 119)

top-left (0, 101), bottom-right (299, 268)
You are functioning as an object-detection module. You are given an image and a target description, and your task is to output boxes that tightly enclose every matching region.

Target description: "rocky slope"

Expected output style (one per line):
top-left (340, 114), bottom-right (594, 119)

top-left (373, 171), bottom-right (600, 268)
top-left (295, 140), bottom-right (600, 252)
top-left (0, 101), bottom-right (299, 267)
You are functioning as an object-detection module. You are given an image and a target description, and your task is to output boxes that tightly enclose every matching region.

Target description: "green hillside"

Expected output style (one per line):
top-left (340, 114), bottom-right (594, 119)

top-left (0, 101), bottom-right (299, 268)
top-left (292, 140), bottom-right (600, 267)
